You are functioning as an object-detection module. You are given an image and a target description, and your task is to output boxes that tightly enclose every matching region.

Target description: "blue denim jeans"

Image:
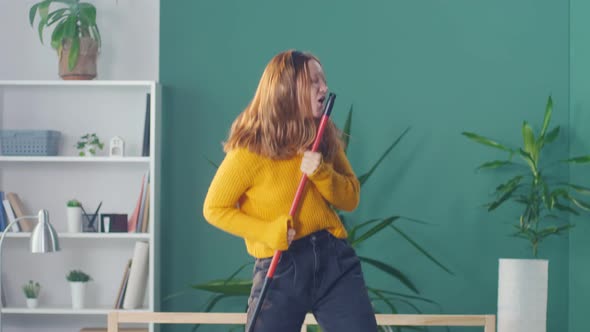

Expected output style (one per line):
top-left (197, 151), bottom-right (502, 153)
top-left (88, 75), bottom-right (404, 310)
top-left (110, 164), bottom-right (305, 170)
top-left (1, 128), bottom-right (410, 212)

top-left (246, 230), bottom-right (378, 332)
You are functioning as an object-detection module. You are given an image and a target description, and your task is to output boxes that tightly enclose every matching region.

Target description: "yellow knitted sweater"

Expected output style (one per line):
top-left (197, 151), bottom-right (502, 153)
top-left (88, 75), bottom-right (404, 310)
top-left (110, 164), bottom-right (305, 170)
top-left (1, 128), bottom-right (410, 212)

top-left (203, 146), bottom-right (360, 258)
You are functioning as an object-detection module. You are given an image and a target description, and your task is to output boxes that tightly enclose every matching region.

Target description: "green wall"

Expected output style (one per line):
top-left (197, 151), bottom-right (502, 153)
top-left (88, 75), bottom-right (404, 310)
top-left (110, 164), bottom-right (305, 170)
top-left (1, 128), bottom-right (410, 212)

top-left (160, 1), bottom-right (571, 331)
top-left (569, 0), bottom-right (590, 330)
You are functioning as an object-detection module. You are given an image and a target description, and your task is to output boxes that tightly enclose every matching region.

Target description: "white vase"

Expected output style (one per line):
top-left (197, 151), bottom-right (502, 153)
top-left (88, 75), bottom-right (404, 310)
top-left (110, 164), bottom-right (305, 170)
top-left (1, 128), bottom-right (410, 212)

top-left (497, 258), bottom-right (548, 332)
top-left (70, 282), bottom-right (86, 309)
top-left (26, 298), bottom-right (38, 309)
top-left (66, 207), bottom-right (83, 233)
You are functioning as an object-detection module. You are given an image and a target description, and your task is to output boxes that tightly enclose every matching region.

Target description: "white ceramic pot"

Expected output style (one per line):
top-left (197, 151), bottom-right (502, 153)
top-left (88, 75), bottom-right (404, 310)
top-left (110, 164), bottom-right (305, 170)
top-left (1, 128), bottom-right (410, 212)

top-left (26, 298), bottom-right (38, 309)
top-left (498, 258), bottom-right (548, 332)
top-left (70, 281), bottom-right (86, 309)
top-left (66, 207), bottom-right (83, 233)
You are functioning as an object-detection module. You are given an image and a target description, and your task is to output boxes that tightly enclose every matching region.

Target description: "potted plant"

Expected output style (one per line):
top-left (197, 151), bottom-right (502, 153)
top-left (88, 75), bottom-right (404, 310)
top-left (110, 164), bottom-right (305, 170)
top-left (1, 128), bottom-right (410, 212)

top-left (462, 96), bottom-right (590, 332)
top-left (29, 0), bottom-right (101, 80)
top-left (22, 280), bottom-right (41, 309)
top-left (66, 199), bottom-right (83, 232)
top-left (66, 269), bottom-right (91, 309)
top-left (76, 133), bottom-right (104, 156)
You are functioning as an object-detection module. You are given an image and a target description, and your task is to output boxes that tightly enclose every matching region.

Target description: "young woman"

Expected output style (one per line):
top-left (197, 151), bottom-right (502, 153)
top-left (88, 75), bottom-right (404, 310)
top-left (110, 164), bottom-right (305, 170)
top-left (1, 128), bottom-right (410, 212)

top-left (203, 50), bottom-right (377, 332)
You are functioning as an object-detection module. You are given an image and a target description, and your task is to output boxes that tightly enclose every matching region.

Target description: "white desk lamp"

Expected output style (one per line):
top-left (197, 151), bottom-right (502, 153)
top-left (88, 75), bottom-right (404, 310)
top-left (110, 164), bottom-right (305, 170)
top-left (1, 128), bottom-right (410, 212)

top-left (0, 209), bottom-right (61, 331)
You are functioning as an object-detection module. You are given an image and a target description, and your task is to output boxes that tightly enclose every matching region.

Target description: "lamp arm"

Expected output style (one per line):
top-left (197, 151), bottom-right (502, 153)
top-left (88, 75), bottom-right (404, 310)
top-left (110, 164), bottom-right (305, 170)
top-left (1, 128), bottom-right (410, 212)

top-left (0, 215), bottom-right (39, 332)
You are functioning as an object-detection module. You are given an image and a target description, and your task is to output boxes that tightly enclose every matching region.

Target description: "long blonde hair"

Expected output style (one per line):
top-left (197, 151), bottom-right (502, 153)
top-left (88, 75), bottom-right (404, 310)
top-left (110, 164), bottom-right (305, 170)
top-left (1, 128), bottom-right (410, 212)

top-left (224, 50), bottom-right (342, 161)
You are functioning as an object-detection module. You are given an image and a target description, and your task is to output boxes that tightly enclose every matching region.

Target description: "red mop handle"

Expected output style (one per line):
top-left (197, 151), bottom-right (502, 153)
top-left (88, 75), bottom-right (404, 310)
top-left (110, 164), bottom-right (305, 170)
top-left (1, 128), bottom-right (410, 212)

top-left (266, 92), bottom-right (336, 278)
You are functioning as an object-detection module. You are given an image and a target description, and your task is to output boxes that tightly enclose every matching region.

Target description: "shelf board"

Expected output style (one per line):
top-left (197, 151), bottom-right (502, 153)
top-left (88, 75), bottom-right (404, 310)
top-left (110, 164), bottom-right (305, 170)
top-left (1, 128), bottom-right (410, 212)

top-left (5, 232), bottom-right (150, 240)
top-left (2, 307), bottom-right (151, 315)
top-left (0, 80), bottom-right (155, 88)
top-left (0, 156), bottom-right (150, 163)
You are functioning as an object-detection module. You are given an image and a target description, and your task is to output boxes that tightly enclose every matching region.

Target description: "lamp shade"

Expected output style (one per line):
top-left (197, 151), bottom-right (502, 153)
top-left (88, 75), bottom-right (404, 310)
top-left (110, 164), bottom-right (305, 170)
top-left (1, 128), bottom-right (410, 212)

top-left (30, 210), bottom-right (60, 253)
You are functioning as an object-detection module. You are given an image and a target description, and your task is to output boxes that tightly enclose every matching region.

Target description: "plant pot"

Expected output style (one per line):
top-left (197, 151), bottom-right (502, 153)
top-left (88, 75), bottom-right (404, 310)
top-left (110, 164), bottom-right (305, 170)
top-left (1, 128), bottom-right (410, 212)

top-left (497, 258), bottom-right (548, 332)
top-left (69, 281), bottom-right (86, 309)
top-left (59, 37), bottom-right (98, 80)
top-left (66, 207), bottom-right (83, 233)
top-left (26, 298), bottom-right (38, 309)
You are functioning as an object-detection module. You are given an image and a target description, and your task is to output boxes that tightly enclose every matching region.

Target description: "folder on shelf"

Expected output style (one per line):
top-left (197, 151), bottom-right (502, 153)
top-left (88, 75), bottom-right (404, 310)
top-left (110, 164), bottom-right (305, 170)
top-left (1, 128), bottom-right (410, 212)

top-left (122, 241), bottom-right (149, 309)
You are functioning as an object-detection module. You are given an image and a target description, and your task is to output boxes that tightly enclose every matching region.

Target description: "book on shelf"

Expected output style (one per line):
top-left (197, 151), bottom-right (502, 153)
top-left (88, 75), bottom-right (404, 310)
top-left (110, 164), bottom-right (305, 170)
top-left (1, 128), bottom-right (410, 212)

top-left (0, 191), bottom-right (7, 231)
top-left (128, 169), bottom-right (150, 233)
top-left (139, 185), bottom-right (150, 233)
top-left (5, 192), bottom-right (33, 231)
top-left (114, 259), bottom-right (132, 309)
top-left (141, 93), bottom-right (151, 157)
top-left (2, 198), bottom-right (20, 232)
top-left (122, 241), bottom-right (149, 309)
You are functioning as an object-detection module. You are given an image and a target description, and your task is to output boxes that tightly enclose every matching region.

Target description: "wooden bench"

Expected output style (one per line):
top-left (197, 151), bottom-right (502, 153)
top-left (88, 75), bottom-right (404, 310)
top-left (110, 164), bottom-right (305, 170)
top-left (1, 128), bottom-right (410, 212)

top-left (107, 312), bottom-right (496, 332)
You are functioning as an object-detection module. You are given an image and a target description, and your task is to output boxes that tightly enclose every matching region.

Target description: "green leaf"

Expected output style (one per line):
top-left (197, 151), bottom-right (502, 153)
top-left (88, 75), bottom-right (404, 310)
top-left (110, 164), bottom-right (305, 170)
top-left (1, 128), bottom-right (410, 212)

top-left (564, 183), bottom-right (590, 195)
top-left (390, 225), bottom-right (454, 275)
top-left (358, 256), bottom-right (419, 294)
top-left (476, 160), bottom-right (512, 170)
top-left (540, 96), bottom-right (553, 138)
top-left (544, 126), bottom-right (560, 144)
top-left (522, 121), bottom-right (537, 162)
top-left (91, 25), bottom-right (102, 48)
top-left (29, 3), bottom-right (40, 26)
top-left (368, 288), bottom-right (397, 314)
top-left (46, 8), bottom-right (68, 26)
top-left (50, 19), bottom-right (67, 50)
top-left (488, 184), bottom-right (519, 211)
top-left (68, 35), bottom-right (80, 71)
top-left (190, 279), bottom-right (252, 296)
top-left (224, 262), bottom-right (253, 284)
top-left (78, 3), bottom-right (96, 26)
top-left (36, 1), bottom-right (50, 43)
top-left (554, 202), bottom-right (580, 215)
top-left (461, 132), bottom-right (512, 152)
top-left (358, 127), bottom-right (410, 186)
top-left (347, 218), bottom-right (380, 244)
top-left (342, 105), bottom-right (353, 154)
top-left (495, 175), bottom-right (523, 193)
top-left (518, 148), bottom-right (537, 173)
top-left (537, 224), bottom-right (573, 237)
top-left (351, 216), bottom-right (399, 247)
top-left (565, 155), bottom-right (590, 164)
top-left (564, 194), bottom-right (590, 211)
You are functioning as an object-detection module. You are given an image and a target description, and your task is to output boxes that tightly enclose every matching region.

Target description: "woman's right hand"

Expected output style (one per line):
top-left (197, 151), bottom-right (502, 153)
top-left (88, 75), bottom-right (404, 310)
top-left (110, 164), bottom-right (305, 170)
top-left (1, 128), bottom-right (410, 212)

top-left (287, 228), bottom-right (296, 245)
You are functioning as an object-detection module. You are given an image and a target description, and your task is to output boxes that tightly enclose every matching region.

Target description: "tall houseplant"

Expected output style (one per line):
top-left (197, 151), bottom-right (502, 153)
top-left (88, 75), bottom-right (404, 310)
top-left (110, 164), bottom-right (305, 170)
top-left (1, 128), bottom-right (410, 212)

top-left (29, 0), bottom-right (101, 80)
top-left (462, 96), bottom-right (590, 332)
top-left (171, 106), bottom-right (454, 331)
top-left (462, 96), bottom-right (590, 257)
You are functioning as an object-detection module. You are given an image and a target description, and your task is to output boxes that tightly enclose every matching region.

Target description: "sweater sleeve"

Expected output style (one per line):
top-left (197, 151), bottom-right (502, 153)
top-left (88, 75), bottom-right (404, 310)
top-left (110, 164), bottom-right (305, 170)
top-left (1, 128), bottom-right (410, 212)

top-left (307, 146), bottom-right (360, 211)
top-left (203, 149), bottom-right (290, 251)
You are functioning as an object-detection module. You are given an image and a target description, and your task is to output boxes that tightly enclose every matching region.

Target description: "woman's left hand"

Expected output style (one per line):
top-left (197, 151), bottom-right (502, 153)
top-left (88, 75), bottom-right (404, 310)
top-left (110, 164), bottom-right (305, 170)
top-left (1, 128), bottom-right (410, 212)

top-left (300, 151), bottom-right (322, 175)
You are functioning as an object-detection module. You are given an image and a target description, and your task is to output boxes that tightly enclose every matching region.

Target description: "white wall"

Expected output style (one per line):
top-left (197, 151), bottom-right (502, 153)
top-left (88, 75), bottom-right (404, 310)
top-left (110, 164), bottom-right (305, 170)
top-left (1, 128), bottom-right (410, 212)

top-left (0, 0), bottom-right (159, 81)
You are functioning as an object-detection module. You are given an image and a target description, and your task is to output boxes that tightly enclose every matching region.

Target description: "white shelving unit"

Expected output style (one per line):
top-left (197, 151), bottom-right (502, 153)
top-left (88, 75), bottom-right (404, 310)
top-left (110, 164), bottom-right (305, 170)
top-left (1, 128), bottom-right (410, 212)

top-left (0, 80), bottom-right (161, 332)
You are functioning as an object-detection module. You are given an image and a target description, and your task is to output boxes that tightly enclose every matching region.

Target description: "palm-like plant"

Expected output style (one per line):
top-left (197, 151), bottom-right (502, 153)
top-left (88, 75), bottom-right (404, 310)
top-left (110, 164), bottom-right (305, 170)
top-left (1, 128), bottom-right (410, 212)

top-left (462, 96), bottom-right (590, 257)
top-left (176, 106), bottom-right (454, 331)
top-left (29, 0), bottom-right (101, 71)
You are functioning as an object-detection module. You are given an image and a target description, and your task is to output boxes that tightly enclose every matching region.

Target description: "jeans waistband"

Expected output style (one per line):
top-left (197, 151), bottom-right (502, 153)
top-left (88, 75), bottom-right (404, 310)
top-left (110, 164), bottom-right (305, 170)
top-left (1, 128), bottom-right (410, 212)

top-left (289, 230), bottom-right (335, 250)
